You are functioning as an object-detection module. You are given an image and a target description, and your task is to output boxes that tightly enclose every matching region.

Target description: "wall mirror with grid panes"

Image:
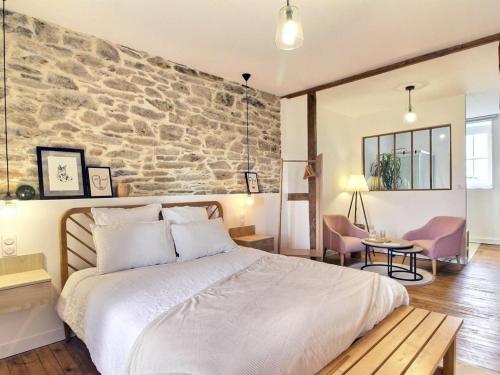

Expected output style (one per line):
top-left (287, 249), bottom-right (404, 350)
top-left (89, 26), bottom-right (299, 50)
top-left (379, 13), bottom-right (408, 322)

top-left (363, 125), bottom-right (451, 191)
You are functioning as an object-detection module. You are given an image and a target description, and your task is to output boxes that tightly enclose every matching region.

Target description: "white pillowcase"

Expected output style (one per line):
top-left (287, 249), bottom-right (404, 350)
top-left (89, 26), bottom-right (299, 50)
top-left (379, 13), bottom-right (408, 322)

top-left (92, 221), bottom-right (177, 274)
top-left (161, 206), bottom-right (208, 224)
top-left (92, 203), bottom-right (162, 225)
top-left (170, 218), bottom-right (238, 262)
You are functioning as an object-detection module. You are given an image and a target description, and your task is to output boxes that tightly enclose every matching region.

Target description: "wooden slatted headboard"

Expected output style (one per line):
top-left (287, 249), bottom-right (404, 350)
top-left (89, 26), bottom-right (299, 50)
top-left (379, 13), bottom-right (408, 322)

top-left (59, 201), bottom-right (223, 288)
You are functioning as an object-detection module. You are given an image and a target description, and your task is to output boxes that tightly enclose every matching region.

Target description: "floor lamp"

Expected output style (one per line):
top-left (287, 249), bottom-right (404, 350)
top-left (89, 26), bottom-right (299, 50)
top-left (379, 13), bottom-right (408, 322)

top-left (346, 174), bottom-right (369, 230)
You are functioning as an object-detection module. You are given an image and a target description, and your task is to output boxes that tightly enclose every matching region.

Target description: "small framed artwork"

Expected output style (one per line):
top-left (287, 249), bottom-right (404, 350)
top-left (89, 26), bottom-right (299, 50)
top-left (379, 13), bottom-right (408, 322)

top-left (245, 172), bottom-right (260, 193)
top-left (36, 147), bottom-right (87, 199)
top-left (87, 167), bottom-right (113, 198)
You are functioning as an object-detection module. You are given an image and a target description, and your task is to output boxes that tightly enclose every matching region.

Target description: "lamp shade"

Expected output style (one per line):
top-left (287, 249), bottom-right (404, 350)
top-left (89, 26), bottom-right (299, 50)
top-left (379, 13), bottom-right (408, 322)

top-left (346, 175), bottom-right (369, 192)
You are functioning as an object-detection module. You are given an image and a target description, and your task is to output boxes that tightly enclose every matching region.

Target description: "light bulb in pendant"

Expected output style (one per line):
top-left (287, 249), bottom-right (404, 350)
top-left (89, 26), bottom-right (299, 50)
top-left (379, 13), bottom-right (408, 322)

top-left (275, 2), bottom-right (303, 50)
top-left (245, 194), bottom-right (254, 206)
top-left (0, 196), bottom-right (17, 217)
top-left (404, 85), bottom-right (417, 124)
top-left (404, 109), bottom-right (417, 123)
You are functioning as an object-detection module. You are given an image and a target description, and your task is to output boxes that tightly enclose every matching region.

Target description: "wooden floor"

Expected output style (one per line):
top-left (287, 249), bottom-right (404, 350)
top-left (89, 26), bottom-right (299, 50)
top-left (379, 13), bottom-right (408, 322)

top-left (0, 340), bottom-right (98, 375)
top-left (1, 244), bottom-right (498, 374)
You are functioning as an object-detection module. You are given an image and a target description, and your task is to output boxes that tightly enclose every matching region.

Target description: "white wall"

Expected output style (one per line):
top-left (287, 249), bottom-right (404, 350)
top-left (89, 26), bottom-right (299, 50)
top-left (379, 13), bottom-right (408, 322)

top-left (0, 193), bottom-right (279, 358)
top-left (316, 109), bottom-right (356, 218)
top-left (316, 94), bottom-right (466, 242)
top-left (467, 115), bottom-right (500, 243)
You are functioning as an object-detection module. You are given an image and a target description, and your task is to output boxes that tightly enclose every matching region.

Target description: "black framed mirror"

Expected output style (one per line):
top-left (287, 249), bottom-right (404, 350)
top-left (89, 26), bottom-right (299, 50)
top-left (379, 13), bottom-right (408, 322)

top-left (363, 124), bottom-right (451, 191)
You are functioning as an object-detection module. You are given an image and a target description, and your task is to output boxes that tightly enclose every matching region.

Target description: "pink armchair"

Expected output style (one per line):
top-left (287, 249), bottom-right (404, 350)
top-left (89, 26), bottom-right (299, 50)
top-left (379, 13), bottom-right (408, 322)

top-left (323, 215), bottom-right (369, 266)
top-left (402, 216), bottom-right (466, 275)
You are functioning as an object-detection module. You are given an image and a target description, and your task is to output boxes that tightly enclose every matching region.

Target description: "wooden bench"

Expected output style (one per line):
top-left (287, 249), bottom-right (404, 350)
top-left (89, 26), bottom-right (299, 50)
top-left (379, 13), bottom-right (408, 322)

top-left (318, 305), bottom-right (463, 375)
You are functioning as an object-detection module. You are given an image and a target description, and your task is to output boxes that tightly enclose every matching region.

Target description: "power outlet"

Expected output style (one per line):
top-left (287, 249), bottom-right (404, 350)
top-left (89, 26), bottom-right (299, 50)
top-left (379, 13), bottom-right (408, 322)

top-left (2, 235), bottom-right (17, 257)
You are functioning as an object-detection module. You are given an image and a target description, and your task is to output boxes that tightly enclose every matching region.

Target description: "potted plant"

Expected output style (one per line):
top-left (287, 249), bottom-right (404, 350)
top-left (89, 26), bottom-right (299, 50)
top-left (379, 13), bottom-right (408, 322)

top-left (370, 153), bottom-right (401, 190)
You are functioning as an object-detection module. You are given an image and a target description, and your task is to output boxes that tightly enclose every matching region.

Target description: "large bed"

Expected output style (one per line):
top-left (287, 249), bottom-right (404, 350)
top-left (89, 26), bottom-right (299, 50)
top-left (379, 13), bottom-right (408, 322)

top-left (57, 201), bottom-right (408, 375)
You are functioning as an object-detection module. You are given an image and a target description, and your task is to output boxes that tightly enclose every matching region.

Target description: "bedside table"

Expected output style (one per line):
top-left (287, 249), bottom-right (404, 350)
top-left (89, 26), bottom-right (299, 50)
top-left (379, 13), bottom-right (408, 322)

top-left (0, 253), bottom-right (52, 314)
top-left (229, 225), bottom-right (275, 253)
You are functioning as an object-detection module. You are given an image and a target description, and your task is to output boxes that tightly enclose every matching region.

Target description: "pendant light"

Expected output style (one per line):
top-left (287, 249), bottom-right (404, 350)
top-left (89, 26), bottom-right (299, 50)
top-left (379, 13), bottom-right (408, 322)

top-left (275, 0), bottom-right (303, 51)
top-left (1, 0), bottom-right (16, 216)
top-left (404, 85), bottom-right (417, 124)
top-left (242, 73), bottom-right (254, 206)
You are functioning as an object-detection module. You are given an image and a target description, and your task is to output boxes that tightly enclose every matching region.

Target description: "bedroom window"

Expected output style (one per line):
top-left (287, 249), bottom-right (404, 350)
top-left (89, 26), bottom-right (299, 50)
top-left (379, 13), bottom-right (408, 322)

top-left (466, 118), bottom-right (493, 189)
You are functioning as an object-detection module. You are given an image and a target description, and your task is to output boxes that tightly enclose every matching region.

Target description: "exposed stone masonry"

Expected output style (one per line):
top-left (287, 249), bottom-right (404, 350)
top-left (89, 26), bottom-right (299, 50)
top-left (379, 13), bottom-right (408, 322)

top-left (0, 11), bottom-right (281, 196)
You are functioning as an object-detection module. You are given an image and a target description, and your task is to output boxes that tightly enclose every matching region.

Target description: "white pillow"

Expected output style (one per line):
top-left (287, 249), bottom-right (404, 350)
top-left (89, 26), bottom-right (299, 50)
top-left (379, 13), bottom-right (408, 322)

top-left (171, 218), bottom-right (238, 262)
top-left (92, 203), bottom-right (162, 225)
top-left (161, 206), bottom-right (208, 224)
top-left (92, 221), bottom-right (177, 274)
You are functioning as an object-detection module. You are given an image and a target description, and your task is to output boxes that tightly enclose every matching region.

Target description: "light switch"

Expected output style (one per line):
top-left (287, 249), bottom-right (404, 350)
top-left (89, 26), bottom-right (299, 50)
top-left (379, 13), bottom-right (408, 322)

top-left (2, 235), bottom-right (17, 257)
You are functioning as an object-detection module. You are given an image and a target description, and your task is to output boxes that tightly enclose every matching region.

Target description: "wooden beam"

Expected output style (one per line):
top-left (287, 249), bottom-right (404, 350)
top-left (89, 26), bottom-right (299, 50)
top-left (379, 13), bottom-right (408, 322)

top-left (288, 193), bottom-right (309, 201)
top-left (282, 33), bottom-right (500, 99)
top-left (307, 92), bottom-right (317, 250)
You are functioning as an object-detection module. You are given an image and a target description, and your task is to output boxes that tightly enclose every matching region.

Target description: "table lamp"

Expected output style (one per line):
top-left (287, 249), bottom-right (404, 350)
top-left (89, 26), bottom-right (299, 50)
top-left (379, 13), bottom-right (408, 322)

top-left (346, 174), bottom-right (369, 230)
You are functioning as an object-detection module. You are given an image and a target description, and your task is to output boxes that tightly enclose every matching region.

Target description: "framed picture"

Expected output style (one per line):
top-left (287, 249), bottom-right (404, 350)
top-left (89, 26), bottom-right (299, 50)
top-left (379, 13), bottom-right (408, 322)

top-left (36, 146), bottom-right (87, 199)
top-left (87, 167), bottom-right (113, 198)
top-left (245, 172), bottom-right (260, 193)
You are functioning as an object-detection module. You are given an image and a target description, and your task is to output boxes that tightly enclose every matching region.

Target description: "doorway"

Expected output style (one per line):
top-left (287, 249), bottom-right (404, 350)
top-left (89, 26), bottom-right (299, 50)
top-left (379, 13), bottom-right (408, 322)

top-left (465, 91), bottom-right (500, 259)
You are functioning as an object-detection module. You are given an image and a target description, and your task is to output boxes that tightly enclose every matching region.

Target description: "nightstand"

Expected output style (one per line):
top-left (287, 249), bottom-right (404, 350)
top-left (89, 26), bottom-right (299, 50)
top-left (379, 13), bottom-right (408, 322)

top-left (0, 253), bottom-right (52, 314)
top-left (229, 225), bottom-right (275, 253)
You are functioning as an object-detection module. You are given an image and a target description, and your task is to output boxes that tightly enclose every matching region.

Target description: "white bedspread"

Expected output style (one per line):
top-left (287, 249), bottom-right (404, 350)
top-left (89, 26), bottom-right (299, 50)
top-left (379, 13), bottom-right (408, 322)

top-left (58, 248), bottom-right (408, 375)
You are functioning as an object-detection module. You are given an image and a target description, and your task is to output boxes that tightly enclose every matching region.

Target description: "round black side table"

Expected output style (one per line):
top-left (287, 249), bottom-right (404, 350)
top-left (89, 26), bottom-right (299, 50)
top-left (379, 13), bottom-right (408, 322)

top-left (388, 247), bottom-right (424, 281)
top-left (361, 239), bottom-right (416, 279)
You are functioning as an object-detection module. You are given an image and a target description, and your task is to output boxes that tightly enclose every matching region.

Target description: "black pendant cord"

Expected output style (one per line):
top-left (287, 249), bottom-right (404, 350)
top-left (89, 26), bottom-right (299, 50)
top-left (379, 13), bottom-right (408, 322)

top-left (245, 82), bottom-right (249, 173)
top-left (242, 73), bottom-right (251, 174)
top-left (408, 89), bottom-right (411, 112)
top-left (2, 0), bottom-right (9, 198)
top-left (406, 85), bottom-right (414, 113)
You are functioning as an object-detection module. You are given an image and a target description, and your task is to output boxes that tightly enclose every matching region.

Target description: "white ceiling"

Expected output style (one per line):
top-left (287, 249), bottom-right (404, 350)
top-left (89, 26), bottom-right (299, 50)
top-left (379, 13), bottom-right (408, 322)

top-left (317, 43), bottom-right (499, 117)
top-left (466, 91), bottom-right (500, 119)
top-left (8, 0), bottom-right (500, 96)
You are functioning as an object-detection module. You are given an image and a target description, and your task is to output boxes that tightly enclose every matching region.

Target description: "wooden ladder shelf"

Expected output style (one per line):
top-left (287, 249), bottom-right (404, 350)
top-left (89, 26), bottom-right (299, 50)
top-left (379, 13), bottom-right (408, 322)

top-left (278, 155), bottom-right (322, 259)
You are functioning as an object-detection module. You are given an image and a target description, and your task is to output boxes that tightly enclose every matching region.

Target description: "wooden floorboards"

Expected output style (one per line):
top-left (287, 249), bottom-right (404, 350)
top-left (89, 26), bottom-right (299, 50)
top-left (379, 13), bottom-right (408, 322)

top-left (409, 245), bottom-right (499, 373)
top-left (0, 244), bottom-right (498, 374)
top-left (0, 339), bottom-right (99, 375)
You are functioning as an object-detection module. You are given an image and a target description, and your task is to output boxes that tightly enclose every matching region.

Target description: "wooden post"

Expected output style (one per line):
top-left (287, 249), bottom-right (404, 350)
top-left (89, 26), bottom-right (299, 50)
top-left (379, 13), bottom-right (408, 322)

top-left (307, 92), bottom-right (317, 250)
top-left (277, 159), bottom-right (284, 254)
top-left (442, 338), bottom-right (457, 375)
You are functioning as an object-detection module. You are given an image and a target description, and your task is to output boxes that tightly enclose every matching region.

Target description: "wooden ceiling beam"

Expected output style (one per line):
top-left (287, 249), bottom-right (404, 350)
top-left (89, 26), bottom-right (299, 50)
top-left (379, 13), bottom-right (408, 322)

top-left (282, 32), bottom-right (500, 99)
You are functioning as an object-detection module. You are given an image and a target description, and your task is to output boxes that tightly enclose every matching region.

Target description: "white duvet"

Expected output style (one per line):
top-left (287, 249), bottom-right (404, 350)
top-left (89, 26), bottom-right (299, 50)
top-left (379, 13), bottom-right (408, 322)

top-left (57, 247), bottom-right (408, 375)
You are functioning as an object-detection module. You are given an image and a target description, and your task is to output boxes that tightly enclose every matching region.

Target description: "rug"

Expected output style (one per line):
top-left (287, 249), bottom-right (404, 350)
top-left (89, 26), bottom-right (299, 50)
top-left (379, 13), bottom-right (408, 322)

top-left (457, 362), bottom-right (500, 374)
top-left (349, 262), bottom-right (434, 286)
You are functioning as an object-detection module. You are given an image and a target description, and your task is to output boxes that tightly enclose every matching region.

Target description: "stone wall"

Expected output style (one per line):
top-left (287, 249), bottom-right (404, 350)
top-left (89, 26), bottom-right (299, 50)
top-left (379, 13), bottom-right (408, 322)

top-left (0, 10), bottom-right (281, 196)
